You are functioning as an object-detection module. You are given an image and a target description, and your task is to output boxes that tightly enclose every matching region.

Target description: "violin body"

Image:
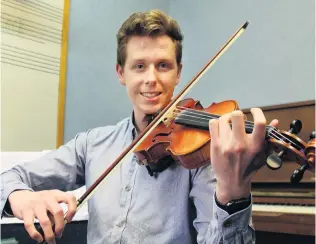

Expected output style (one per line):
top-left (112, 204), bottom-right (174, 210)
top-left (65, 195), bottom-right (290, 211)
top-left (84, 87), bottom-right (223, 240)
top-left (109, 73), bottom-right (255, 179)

top-left (134, 98), bottom-right (239, 169)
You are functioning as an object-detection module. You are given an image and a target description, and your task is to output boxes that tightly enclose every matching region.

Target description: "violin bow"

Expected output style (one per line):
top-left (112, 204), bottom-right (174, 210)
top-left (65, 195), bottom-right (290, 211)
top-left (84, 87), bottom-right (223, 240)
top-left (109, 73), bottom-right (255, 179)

top-left (39, 21), bottom-right (249, 243)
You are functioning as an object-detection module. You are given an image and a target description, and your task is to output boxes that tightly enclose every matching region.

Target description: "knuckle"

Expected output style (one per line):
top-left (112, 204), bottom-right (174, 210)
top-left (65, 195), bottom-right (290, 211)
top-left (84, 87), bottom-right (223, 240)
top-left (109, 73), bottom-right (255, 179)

top-left (45, 234), bottom-right (55, 242)
top-left (28, 231), bottom-right (39, 239)
top-left (40, 218), bottom-right (52, 227)
top-left (52, 207), bottom-right (64, 216)
top-left (54, 225), bottom-right (64, 234)
top-left (234, 144), bottom-right (246, 153)
top-left (222, 147), bottom-right (233, 157)
top-left (55, 224), bottom-right (64, 233)
top-left (24, 221), bottom-right (34, 230)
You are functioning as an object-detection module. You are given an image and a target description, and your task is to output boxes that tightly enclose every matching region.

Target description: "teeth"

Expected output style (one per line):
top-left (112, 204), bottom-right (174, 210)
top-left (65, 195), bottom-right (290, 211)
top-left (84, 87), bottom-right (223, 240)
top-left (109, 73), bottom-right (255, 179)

top-left (142, 92), bottom-right (160, 98)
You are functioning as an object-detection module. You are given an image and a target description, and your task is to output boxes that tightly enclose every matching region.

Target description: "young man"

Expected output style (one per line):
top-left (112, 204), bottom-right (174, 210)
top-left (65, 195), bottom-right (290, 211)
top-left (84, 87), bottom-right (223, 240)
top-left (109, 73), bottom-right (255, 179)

top-left (1, 9), bottom-right (278, 244)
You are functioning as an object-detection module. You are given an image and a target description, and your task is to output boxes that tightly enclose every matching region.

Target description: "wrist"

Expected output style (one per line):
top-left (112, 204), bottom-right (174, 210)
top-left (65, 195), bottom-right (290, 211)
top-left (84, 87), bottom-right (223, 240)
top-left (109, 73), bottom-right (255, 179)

top-left (8, 189), bottom-right (29, 202)
top-left (216, 182), bottom-right (251, 205)
top-left (215, 192), bottom-right (251, 215)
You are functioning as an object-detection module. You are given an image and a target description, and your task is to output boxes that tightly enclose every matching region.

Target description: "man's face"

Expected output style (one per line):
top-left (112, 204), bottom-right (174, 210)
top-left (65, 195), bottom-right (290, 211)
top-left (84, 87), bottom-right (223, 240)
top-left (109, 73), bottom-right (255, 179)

top-left (116, 35), bottom-right (182, 121)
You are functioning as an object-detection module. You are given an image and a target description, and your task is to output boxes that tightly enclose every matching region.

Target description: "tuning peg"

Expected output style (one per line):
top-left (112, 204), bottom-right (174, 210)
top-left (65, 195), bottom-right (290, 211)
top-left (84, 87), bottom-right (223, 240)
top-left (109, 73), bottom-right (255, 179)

top-left (289, 119), bottom-right (302, 134)
top-left (266, 120), bottom-right (302, 170)
top-left (291, 164), bottom-right (308, 184)
top-left (290, 131), bottom-right (315, 183)
top-left (266, 152), bottom-right (284, 170)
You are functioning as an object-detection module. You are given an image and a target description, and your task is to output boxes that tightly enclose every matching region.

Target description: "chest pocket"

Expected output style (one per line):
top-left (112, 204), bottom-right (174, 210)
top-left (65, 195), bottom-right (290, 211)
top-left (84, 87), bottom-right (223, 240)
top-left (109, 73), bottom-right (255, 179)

top-left (126, 162), bottom-right (182, 235)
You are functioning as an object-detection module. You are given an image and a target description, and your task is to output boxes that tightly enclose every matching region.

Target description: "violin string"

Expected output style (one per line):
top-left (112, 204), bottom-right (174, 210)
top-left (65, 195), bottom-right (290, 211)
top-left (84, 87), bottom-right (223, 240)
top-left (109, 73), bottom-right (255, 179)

top-left (173, 108), bottom-right (305, 151)
top-left (171, 110), bottom-right (304, 151)
top-left (172, 112), bottom-right (281, 142)
top-left (175, 106), bottom-right (275, 129)
top-left (172, 107), bottom-right (300, 148)
top-left (171, 110), bottom-right (279, 140)
top-left (174, 106), bottom-right (286, 140)
top-left (169, 107), bottom-right (304, 151)
top-left (173, 106), bottom-right (302, 150)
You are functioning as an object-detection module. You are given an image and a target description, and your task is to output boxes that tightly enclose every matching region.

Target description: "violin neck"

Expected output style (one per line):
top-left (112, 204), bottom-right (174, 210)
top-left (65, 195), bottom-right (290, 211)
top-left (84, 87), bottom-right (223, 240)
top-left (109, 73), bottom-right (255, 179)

top-left (174, 110), bottom-right (271, 137)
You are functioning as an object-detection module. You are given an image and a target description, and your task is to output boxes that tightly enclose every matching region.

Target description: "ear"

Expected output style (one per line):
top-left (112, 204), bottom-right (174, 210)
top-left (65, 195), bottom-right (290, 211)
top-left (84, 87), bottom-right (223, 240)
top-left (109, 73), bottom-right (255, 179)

top-left (175, 62), bottom-right (183, 85)
top-left (116, 63), bottom-right (125, 85)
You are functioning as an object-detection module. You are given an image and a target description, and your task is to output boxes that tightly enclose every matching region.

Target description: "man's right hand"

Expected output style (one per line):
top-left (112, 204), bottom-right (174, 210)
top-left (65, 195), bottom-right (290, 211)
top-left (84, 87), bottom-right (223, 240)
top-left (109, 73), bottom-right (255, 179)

top-left (8, 189), bottom-right (77, 244)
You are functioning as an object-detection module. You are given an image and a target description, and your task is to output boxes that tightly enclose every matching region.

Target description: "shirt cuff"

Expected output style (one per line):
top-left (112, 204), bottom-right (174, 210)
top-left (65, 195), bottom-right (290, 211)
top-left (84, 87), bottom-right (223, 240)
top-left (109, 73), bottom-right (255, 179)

top-left (212, 192), bottom-right (253, 238)
top-left (1, 184), bottom-right (34, 218)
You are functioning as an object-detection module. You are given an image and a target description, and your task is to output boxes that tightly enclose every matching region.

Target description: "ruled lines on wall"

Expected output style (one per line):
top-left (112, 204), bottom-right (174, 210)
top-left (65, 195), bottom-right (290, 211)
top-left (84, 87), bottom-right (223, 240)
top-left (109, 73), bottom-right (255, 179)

top-left (1, 0), bottom-right (63, 75)
top-left (1, 0), bottom-right (66, 151)
top-left (1, 44), bottom-right (61, 75)
top-left (1, 11), bottom-right (62, 44)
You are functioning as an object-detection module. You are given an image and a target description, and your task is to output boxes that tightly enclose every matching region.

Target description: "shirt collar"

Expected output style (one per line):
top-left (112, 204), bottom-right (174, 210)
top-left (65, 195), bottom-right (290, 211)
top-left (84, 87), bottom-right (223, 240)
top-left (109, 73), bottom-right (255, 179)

top-left (128, 111), bottom-right (137, 140)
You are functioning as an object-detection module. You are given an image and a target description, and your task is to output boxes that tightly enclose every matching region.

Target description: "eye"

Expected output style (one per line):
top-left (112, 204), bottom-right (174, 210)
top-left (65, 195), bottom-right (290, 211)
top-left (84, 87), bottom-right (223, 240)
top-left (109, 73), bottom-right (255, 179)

top-left (159, 62), bottom-right (169, 69)
top-left (135, 64), bottom-right (144, 70)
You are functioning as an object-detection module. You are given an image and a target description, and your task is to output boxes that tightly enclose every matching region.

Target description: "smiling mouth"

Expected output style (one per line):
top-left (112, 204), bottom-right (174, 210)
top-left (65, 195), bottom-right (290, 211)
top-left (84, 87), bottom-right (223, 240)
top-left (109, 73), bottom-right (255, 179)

top-left (141, 92), bottom-right (162, 98)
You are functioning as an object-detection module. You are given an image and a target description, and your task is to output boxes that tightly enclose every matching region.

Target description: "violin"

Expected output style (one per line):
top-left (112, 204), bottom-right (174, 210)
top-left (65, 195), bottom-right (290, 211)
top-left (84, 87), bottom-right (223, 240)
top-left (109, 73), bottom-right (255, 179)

top-left (134, 98), bottom-right (315, 183)
top-left (39, 21), bottom-right (315, 243)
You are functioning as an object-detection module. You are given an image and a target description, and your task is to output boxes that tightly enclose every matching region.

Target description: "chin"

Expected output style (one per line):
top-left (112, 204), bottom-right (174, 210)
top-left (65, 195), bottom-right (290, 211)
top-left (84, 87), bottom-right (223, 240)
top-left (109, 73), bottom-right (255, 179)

top-left (140, 104), bottom-right (164, 115)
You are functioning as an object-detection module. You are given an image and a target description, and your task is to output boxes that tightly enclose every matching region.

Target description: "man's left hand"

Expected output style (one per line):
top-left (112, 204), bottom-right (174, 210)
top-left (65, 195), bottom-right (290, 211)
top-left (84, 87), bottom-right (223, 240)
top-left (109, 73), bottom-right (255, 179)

top-left (208, 108), bottom-right (279, 204)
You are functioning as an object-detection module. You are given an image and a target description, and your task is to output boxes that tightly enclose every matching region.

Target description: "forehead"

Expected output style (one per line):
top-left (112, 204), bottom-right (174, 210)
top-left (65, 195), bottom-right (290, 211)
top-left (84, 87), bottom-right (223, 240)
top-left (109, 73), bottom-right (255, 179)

top-left (125, 35), bottom-right (176, 61)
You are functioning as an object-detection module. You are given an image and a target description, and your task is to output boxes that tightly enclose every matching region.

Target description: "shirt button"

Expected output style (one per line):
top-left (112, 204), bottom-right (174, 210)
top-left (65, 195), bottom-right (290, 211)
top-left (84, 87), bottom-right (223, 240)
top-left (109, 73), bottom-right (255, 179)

top-left (117, 220), bottom-right (125, 227)
top-left (125, 185), bottom-right (131, 192)
top-left (223, 220), bottom-right (232, 227)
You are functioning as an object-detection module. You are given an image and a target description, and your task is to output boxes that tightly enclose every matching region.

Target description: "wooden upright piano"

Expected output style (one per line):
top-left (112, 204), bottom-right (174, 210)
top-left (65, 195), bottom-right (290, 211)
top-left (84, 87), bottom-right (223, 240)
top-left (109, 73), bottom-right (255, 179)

top-left (243, 100), bottom-right (315, 244)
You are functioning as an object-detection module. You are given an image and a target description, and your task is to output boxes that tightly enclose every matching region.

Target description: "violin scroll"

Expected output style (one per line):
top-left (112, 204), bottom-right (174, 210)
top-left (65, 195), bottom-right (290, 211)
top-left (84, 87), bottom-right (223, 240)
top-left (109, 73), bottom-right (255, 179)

top-left (265, 119), bottom-right (306, 170)
top-left (291, 131), bottom-right (315, 184)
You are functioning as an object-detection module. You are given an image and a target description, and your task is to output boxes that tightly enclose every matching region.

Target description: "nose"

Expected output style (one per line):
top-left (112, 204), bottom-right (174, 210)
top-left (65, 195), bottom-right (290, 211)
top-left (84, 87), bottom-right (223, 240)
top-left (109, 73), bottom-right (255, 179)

top-left (145, 65), bottom-right (158, 85)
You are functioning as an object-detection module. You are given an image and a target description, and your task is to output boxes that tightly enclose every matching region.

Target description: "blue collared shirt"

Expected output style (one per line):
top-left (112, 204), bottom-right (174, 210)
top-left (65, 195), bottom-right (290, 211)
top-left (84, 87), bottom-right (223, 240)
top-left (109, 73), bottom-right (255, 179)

top-left (1, 116), bottom-right (255, 244)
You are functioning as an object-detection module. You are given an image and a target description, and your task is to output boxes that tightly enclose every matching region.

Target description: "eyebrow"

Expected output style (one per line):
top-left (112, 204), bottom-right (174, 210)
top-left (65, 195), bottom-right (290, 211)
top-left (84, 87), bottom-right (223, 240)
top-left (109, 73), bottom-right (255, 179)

top-left (130, 57), bottom-right (174, 63)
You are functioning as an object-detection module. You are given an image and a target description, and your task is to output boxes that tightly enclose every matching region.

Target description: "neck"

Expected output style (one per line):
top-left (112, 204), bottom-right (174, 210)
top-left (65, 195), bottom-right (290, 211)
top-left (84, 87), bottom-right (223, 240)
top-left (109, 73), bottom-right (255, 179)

top-left (132, 111), bottom-right (149, 133)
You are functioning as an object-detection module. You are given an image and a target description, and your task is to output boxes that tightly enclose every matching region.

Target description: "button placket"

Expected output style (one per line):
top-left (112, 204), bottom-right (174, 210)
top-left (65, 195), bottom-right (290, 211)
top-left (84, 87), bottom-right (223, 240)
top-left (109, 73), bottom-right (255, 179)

top-left (122, 157), bottom-right (139, 216)
top-left (116, 220), bottom-right (125, 228)
top-left (116, 154), bottom-right (139, 241)
top-left (125, 185), bottom-right (131, 192)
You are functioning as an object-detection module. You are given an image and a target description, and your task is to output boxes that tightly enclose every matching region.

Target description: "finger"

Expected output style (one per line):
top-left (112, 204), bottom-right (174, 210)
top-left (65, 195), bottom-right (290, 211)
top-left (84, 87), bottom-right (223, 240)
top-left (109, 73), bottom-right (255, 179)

top-left (209, 119), bottom-right (219, 152)
top-left (269, 119), bottom-right (279, 128)
top-left (44, 198), bottom-right (65, 237)
top-left (231, 110), bottom-right (246, 140)
top-left (250, 108), bottom-right (267, 149)
top-left (209, 118), bottom-right (219, 139)
top-left (34, 205), bottom-right (56, 244)
top-left (22, 209), bottom-right (43, 243)
top-left (54, 192), bottom-right (77, 223)
top-left (218, 113), bottom-right (232, 141)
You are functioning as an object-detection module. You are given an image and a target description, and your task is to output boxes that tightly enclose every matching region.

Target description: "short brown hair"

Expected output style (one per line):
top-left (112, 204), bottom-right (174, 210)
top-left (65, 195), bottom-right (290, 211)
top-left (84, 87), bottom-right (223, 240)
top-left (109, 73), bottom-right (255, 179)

top-left (116, 9), bottom-right (183, 67)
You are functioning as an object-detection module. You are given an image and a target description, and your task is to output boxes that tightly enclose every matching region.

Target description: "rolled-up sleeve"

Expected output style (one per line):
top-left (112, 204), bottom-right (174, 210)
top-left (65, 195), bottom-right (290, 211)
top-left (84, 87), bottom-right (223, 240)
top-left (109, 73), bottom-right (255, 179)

top-left (210, 194), bottom-right (255, 243)
top-left (1, 131), bottom-right (88, 217)
top-left (189, 164), bottom-right (256, 244)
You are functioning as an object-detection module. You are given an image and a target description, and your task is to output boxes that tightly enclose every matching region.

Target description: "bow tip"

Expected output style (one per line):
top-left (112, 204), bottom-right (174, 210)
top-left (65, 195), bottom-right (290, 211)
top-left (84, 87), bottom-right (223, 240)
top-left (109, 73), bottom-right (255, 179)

top-left (243, 21), bottom-right (249, 29)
